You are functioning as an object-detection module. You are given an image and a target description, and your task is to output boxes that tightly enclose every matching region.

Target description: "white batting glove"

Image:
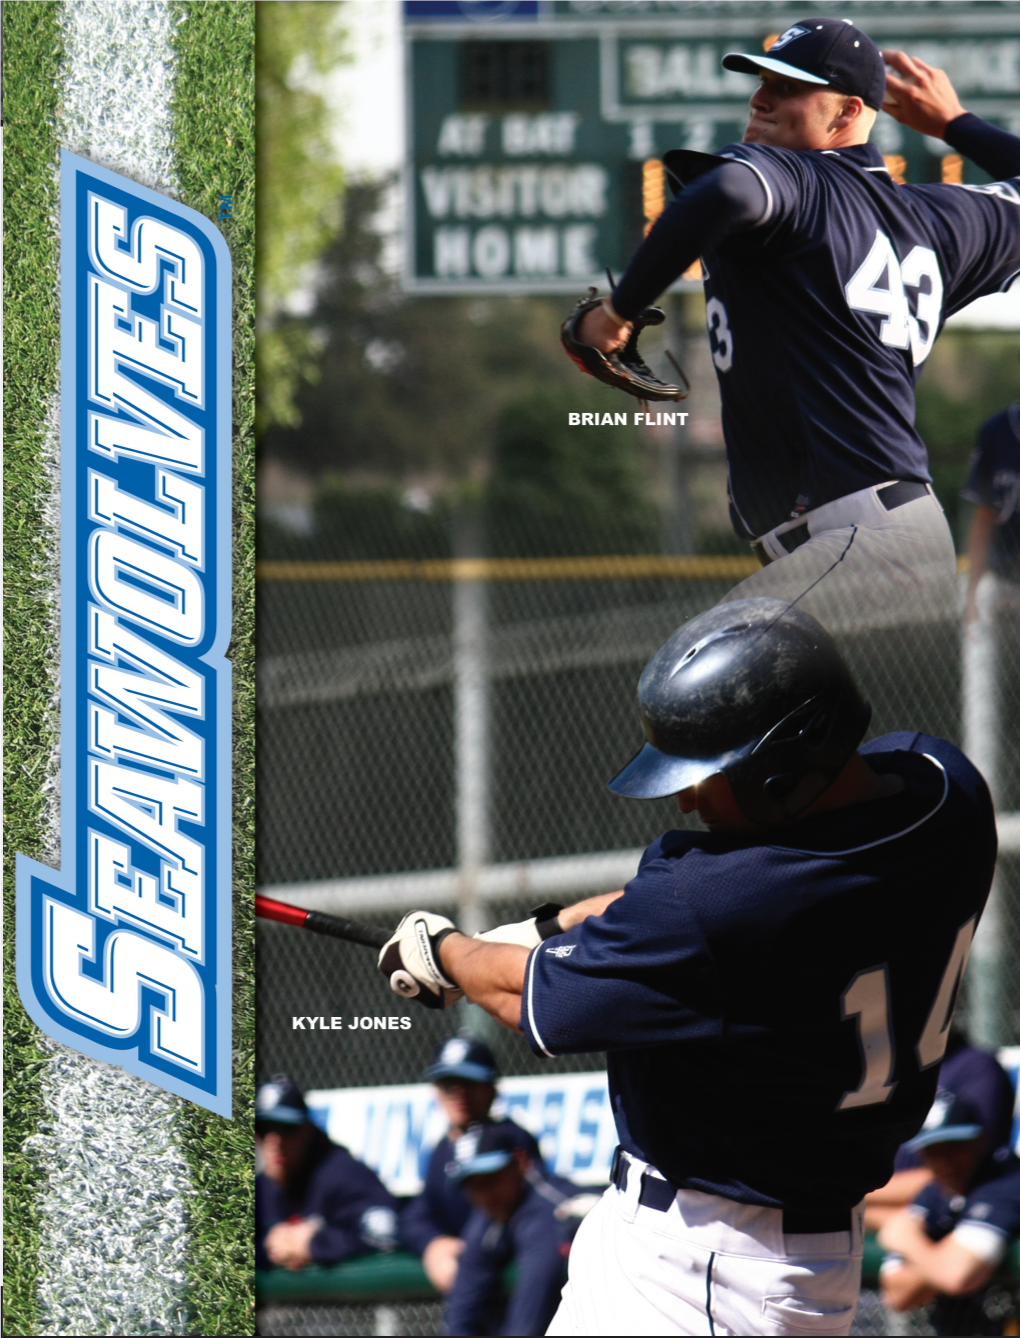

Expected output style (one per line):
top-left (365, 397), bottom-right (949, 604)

top-left (378, 911), bottom-right (464, 1009)
top-left (474, 903), bottom-right (565, 949)
top-left (475, 919), bottom-right (544, 949)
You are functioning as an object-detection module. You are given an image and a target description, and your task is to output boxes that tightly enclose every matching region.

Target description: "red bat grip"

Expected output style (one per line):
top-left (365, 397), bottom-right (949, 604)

top-left (255, 894), bottom-right (390, 950)
top-left (255, 894), bottom-right (310, 928)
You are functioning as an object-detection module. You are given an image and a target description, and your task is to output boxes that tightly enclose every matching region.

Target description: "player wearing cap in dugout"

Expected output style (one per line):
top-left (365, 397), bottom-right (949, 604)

top-left (563, 19), bottom-right (1020, 645)
top-left (879, 1090), bottom-right (1020, 1336)
top-left (376, 597), bottom-right (998, 1336)
top-left (255, 1077), bottom-right (399, 1271)
top-left (441, 1120), bottom-right (591, 1337)
top-left (400, 1035), bottom-right (542, 1294)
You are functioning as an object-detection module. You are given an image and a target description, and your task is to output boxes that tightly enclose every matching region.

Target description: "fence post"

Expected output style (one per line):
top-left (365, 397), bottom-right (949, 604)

top-left (453, 512), bottom-right (490, 939)
top-left (963, 572), bottom-right (1005, 1047)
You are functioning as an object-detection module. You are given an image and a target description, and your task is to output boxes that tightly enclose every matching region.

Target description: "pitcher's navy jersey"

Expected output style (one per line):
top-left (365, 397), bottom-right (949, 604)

top-left (666, 142), bottom-right (1020, 537)
top-left (963, 403), bottom-right (1020, 580)
top-left (521, 733), bottom-right (997, 1214)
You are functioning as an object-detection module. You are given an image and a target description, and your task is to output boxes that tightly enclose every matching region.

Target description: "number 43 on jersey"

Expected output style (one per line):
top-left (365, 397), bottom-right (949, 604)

top-left (845, 229), bottom-right (944, 367)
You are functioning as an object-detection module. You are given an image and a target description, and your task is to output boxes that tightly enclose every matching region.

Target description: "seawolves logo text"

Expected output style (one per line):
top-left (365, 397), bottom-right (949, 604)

top-left (17, 153), bottom-right (233, 1117)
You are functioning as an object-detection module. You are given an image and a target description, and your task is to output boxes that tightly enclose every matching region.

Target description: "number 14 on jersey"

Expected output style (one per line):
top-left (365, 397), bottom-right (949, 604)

top-left (838, 916), bottom-right (976, 1111)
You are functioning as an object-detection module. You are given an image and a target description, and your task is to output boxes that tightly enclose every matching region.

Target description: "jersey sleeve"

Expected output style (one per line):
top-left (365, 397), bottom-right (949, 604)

top-left (311, 1152), bottom-right (399, 1264)
top-left (944, 113), bottom-right (1020, 182)
top-left (956, 1171), bottom-right (1020, 1257)
top-left (521, 854), bottom-right (722, 1058)
top-left (925, 181), bottom-right (1020, 314)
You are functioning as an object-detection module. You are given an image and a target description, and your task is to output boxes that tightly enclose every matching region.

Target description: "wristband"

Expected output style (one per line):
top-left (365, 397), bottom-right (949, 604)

top-left (529, 902), bottom-right (566, 940)
top-left (601, 298), bottom-right (630, 327)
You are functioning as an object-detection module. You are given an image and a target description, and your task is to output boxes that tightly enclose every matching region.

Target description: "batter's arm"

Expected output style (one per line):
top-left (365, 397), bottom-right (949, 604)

top-left (442, 893), bottom-right (625, 1028)
top-left (440, 936), bottom-right (530, 1031)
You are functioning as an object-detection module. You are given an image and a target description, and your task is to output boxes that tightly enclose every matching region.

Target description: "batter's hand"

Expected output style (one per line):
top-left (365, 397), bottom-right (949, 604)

top-left (378, 911), bottom-right (464, 1009)
top-left (881, 50), bottom-right (966, 139)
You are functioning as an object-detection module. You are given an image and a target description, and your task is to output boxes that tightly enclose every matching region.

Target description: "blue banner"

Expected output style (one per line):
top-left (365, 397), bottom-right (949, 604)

top-left (16, 153), bottom-right (233, 1118)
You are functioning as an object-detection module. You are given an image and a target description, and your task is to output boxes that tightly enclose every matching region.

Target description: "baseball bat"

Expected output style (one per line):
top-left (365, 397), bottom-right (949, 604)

top-left (255, 894), bottom-right (390, 950)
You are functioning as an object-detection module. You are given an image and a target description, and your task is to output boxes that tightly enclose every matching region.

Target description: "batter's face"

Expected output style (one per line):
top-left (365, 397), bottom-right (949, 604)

top-left (257, 1121), bottom-right (315, 1185)
top-left (744, 72), bottom-right (859, 150)
top-left (435, 1077), bottom-right (496, 1134)
top-left (676, 772), bottom-right (756, 831)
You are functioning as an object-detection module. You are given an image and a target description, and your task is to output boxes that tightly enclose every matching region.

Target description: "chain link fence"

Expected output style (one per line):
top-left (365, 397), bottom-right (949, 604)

top-left (257, 561), bottom-right (1020, 1090)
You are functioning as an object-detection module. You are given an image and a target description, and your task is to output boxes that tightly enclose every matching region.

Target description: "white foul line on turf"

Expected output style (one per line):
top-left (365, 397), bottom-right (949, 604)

top-left (32, 4), bottom-right (193, 1335)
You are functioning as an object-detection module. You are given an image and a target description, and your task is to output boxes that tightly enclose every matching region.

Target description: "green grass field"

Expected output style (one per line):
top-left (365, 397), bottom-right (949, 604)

top-left (171, 3), bottom-right (256, 1332)
top-left (2, 3), bottom-right (255, 1332)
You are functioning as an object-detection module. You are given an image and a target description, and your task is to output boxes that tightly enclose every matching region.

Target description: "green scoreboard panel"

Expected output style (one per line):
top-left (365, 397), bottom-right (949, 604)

top-left (404, 0), bottom-right (1020, 293)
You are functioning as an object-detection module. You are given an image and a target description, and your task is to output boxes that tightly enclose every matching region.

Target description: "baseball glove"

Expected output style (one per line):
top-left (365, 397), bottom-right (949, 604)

top-left (561, 289), bottom-right (689, 402)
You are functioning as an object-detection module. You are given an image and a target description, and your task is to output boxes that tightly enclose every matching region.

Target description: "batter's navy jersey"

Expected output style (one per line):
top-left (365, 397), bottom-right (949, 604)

top-left (666, 142), bottom-right (1020, 537)
top-left (401, 1118), bottom-right (542, 1255)
top-left (963, 403), bottom-right (1020, 580)
top-left (521, 733), bottom-right (997, 1214)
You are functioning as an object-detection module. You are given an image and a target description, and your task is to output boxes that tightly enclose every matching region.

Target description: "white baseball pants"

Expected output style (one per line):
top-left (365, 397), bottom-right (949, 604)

top-left (546, 1155), bottom-right (863, 1337)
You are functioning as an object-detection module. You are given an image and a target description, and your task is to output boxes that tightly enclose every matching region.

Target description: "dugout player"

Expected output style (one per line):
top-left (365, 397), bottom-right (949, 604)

top-left (963, 402), bottom-right (1020, 630)
top-left (442, 1122), bottom-right (582, 1337)
top-left (255, 1077), bottom-right (399, 1271)
top-left (378, 598), bottom-right (999, 1335)
top-left (879, 1092), bottom-right (1020, 1336)
top-left (401, 1034), bottom-right (541, 1293)
top-left (568, 20), bottom-right (1020, 641)
top-left (865, 1027), bottom-right (1018, 1231)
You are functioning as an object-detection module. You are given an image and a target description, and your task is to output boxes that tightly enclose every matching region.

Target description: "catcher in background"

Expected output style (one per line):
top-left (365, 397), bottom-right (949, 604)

top-left (378, 598), bottom-right (997, 1336)
top-left (563, 20), bottom-right (1020, 640)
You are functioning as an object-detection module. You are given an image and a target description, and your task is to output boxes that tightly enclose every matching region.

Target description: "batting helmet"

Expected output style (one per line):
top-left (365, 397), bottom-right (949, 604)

top-left (608, 598), bottom-right (871, 825)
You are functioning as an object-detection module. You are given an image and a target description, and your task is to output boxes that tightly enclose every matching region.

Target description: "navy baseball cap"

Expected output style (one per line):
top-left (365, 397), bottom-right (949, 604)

top-left (904, 1091), bottom-right (984, 1153)
top-left (255, 1076), bottom-right (309, 1128)
top-left (426, 1035), bottom-right (498, 1084)
top-left (723, 18), bottom-right (886, 111)
top-left (446, 1122), bottom-right (519, 1181)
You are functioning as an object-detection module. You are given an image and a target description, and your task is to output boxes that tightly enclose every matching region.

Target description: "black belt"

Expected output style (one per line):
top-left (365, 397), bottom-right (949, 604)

top-left (752, 480), bottom-right (930, 565)
top-left (609, 1148), bottom-right (850, 1234)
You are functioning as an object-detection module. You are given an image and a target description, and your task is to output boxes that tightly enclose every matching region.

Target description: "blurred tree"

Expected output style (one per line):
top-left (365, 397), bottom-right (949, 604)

top-left (256, 0), bottom-right (347, 434)
top-left (486, 390), bottom-right (660, 557)
top-left (260, 176), bottom-right (663, 559)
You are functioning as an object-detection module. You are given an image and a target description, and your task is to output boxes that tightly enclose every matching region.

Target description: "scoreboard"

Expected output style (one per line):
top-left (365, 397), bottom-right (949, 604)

top-left (404, 0), bottom-right (1020, 293)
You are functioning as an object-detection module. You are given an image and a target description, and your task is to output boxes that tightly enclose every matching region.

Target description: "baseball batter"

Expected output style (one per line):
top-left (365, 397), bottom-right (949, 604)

top-left (378, 598), bottom-right (998, 1335)
top-left (564, 20), bottom-right (1020, 637)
